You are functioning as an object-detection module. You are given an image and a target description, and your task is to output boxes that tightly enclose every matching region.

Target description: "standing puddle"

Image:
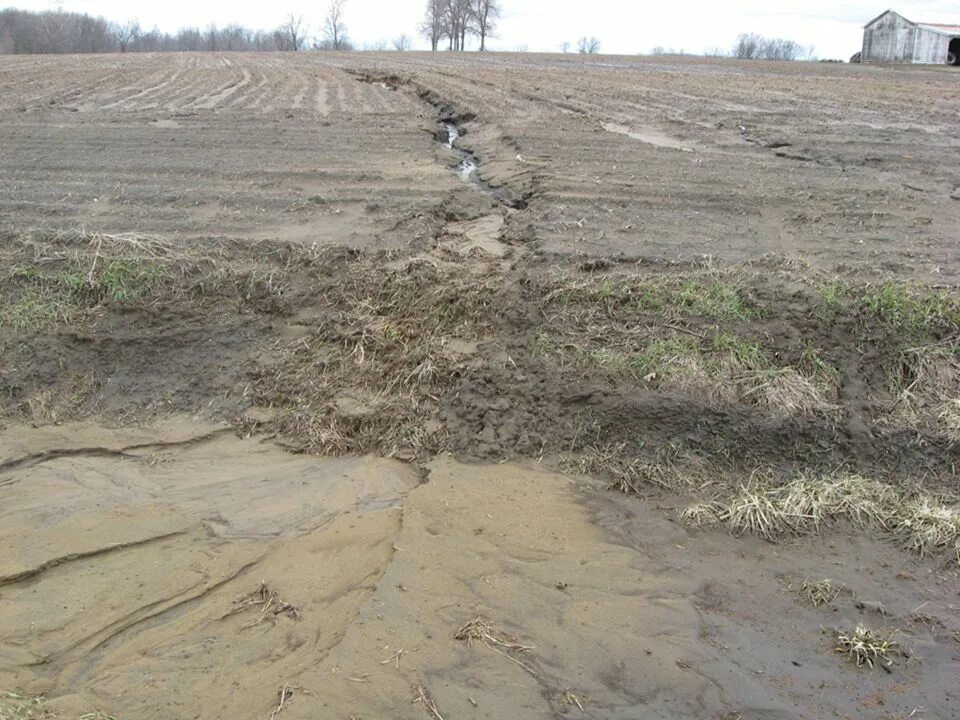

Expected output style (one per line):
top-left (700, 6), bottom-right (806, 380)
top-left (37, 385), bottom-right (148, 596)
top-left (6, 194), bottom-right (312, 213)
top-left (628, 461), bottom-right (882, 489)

top-left (601, 121), bottom-right (694, 152)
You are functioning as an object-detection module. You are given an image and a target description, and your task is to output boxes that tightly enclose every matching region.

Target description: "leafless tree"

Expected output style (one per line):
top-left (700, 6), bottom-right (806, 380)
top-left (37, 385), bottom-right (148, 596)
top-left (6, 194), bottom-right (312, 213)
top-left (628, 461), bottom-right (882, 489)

top-left (577, 36), bottom-right (600, 54)
top-left (560, 40), bottom-right (570, 53)
top-left (0, 7), bottom-right (338, 54)
top-left (469, 0), bottom-right (499, 51)
top-left (733, 33), bottom-right (808, 61)
top-left (445, 0), bottom-right (473, 51)
top-left (279, 13), bottom-right (307, 51)
top-left (420, 0), bottom-right (445, 51)
top-left (392, 33), bottom-right (412, 51)
top-left (112, 19), bottom-right (139, 52)
top-left (323, 0), bottom-right (348, 50)
top-left (176, 27), bottom-right (203, 50)
top-left (732, 33), bottom-right (762, 59)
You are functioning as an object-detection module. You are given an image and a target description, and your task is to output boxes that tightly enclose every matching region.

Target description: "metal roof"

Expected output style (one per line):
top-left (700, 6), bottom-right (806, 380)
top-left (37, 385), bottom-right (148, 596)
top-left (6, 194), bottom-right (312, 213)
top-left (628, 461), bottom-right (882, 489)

top-left (917, 23), bottom-right (960, 35)
top-left (863, 10), bottom-right (960, 35)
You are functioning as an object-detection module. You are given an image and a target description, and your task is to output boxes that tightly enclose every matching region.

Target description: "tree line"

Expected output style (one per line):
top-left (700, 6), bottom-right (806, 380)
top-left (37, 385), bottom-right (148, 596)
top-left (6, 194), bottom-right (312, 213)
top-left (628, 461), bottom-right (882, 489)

top-left (0, 8), bottom-right (320, 54)
top-left (730, 33), bottom-right (813, 61)
top-left (0, 5), bottom-right (814, 58)
top-left (0, 2), bottom-right (501, 55)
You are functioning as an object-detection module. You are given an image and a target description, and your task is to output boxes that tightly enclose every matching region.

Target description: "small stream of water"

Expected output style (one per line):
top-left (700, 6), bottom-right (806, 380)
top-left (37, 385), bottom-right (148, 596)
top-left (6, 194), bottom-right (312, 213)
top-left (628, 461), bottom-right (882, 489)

top-left (442, 121), bottom-right (517, 207)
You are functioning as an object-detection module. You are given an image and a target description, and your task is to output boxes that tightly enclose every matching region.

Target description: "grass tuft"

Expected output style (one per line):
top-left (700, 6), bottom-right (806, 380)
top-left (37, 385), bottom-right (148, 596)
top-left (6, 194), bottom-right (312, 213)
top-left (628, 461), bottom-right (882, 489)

top-left (834, 624), bottom-right (900, 670)
top-left (897, 497), bottom-right (960, 561)
top-left (865, 284), bottom-right (960, 333)
top-left (455, 616), bottom-right (536, 675)
top-left (680, 472), bottom-right (960, 564)
top-left (800, 579), bottom-right (841, 607)
top-left (0, 693), bottom-right (55, 720)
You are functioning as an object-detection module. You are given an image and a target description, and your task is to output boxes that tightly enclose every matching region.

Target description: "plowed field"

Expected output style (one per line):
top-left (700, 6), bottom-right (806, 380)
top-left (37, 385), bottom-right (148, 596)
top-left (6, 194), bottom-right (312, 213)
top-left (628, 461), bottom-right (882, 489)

top-left (1, 52), bottom-right (958, 720)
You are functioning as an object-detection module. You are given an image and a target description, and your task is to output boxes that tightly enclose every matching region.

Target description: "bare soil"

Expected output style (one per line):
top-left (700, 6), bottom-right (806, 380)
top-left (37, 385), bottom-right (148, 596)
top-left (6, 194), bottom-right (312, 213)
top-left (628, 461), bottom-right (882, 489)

top-left (0, 52), bottom-right (958, 720)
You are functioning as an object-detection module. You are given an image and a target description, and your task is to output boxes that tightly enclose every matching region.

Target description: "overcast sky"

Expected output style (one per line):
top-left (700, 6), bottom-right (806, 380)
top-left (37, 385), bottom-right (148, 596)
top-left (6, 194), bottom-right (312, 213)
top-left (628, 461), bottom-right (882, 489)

top-left (10, 0), bottom-right (960, 58)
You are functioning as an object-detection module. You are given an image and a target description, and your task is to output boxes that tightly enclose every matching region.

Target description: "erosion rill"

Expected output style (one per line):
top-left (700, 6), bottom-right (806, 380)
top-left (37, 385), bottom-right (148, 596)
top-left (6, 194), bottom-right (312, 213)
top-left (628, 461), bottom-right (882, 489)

top-left (0, 53), bottom-right (958, 720)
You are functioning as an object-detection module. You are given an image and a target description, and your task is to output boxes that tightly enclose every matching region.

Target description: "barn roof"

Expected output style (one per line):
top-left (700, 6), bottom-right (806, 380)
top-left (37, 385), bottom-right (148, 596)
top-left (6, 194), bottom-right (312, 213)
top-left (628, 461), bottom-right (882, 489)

top-left (917, 23), bottom-right (960, 35)
top-left (863, 9), bottom-right (905, 28)
top-left (863, 9), bottom-right (959, 34)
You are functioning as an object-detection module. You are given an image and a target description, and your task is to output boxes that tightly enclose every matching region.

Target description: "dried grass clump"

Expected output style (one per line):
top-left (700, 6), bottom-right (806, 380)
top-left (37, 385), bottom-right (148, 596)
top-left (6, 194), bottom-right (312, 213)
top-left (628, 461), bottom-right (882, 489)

top-left (897, 497), bottom-right (960, 561)
top-left (455, 616), bottom-right (536, 675)
top-left (800, 579), bottom-right (841, 607)
top-left (0, 693), bottom-right (55, 720)
top-left (834, 624), bottom-right (900, 670)
top-left (679, 501), bottom-right (727, 527)
top-left (0, 229), bottom-right (318, 331)
top-left (738, 367), bottom-right (838, 417)
top-left (248, 257), bottom-right (501, 457)
top-left (564, 442), bottom-right (705, 492)
top-left (680, 472), bottom-right (960, 564)
top-left (937, 399), bottom-right (960, 443)
top-left (224, 582), bottom-right (301, 629)
top-left (715, 474), bottom-right (900, 540)
top-left (888, 340), bottom-right (959, 439)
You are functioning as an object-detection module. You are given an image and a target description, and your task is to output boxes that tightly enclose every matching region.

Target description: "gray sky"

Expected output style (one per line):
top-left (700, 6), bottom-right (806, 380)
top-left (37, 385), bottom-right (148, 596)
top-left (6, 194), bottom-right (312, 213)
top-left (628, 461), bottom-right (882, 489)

top-left (12, 1), bottom-right (960, 58)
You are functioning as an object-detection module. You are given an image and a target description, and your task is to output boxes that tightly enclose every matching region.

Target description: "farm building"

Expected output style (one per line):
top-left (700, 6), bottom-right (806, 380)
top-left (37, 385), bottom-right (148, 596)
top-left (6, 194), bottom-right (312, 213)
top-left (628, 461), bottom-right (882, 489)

top-left (861, 10), bottom-right (960, 64)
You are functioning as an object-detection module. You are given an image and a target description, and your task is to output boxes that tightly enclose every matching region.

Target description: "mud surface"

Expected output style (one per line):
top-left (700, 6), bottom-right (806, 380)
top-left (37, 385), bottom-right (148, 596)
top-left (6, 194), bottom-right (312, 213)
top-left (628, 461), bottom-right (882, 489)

top-left (1, 52), bottom-right (959, 719)
top-left (2, 423), bottom-right (957, 720)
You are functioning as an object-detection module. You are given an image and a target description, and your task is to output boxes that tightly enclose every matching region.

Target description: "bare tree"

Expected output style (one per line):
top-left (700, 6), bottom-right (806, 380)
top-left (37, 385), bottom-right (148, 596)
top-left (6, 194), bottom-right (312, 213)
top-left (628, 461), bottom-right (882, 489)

top-left (560, 40), bottom-right (570, 53)
top-left (420, 0), bottom-right (445, 51)
top-left (760, 37), bottom-right (803, 60)
top-left (732, 33), bottom-right (762, 59)
top-left (392, 33), bottom-right (412, 51)
top-left (469, 0), bottom-right (499, 51)
top-left (279, 13), bottom-right (307, 51)
top-left (0, 6), bottom-right (300, 53)
top-left (323, 0), bottom-right (348, 51)
top-left (445, 0), bottom-right (473, 51)
top-left (733, 33), bottom-right (808, 61)
top-left (112, 19), bottom-right (140, 52)
top-left (577, 36), bottom-right (600, 54)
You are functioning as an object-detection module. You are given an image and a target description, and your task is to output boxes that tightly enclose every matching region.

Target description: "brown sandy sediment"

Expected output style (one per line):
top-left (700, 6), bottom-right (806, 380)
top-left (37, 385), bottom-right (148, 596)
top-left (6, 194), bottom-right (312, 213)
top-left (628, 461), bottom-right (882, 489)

top-left (1, 436), bottom-right (957, 719)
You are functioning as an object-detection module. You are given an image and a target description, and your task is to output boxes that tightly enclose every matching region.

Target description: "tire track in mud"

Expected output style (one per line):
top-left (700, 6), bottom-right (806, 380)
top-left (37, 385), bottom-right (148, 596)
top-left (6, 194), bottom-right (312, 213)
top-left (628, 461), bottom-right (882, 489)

top-left (100, 64), bottom-right (188, 110)
top-left (189, 65), bottom-right (254, 110)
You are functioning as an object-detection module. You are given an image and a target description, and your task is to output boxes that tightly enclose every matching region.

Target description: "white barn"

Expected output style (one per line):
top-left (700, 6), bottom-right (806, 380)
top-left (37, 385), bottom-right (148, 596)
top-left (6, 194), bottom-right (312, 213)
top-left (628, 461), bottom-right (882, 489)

top-left (861, 10), bottom-right (960, 65)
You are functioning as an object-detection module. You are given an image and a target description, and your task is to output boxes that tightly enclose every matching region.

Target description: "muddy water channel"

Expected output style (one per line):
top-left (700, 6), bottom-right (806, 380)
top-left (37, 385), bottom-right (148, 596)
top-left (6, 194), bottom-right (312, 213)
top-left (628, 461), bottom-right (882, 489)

top-left (441, 119), bottom-right (518, 208)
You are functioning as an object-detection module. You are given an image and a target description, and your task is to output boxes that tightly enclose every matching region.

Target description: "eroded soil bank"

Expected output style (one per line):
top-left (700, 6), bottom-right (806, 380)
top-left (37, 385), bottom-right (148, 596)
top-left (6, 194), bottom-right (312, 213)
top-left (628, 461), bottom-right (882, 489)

top-left (1, 421), bottom-right (957, 720)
